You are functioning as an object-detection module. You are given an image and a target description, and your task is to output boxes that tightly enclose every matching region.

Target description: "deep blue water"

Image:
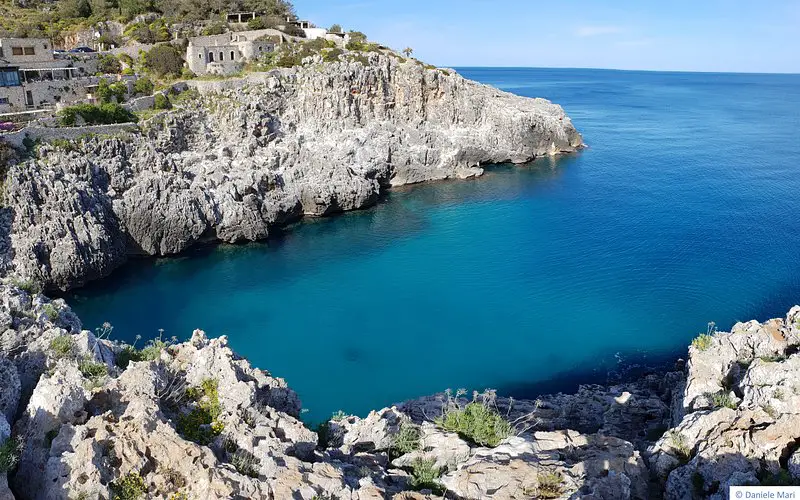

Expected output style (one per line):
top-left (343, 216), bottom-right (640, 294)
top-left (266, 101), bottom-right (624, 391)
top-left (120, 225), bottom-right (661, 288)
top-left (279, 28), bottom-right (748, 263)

top-left (66, 68), bottom-right (800, 423)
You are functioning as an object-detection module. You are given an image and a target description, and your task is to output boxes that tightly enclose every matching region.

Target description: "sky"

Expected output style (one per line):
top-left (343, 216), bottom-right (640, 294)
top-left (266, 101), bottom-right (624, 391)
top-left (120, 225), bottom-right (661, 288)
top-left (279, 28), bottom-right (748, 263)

top-left (294, 0), bottom-right (800, 73)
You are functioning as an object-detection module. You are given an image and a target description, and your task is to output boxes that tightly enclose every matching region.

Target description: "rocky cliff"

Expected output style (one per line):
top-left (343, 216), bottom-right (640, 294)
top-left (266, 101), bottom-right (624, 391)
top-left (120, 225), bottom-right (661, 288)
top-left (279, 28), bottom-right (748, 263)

top-left (1, 54), bottom-right (582, 291)
top-left (1, 283), bottom-right (799, 499)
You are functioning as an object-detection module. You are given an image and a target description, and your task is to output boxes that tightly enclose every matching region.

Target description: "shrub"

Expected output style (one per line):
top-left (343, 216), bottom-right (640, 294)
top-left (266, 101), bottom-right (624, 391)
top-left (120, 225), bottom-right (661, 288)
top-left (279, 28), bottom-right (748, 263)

top-left (691, 334), bottom-right (714, 351)
top-left (408, 458), bottom-right (442, 493)
top-left (709, 391), bottom-right (737, 410)
top-left (668, 431), bottom-right (691, 461)
top-left (435, 401), bottom-right (512, 447)
top-left (247, 17), bottom-right (266, 30)
top-left (177, 378), bottom-right (224, 445)
top-left (201, 23), bottom-right (226, 36)
top-left (144, 45), bottom-right (185, 77)
top-left (57, 103), bottom-right (136, 127)
top-left (42, 303), bottom-right (59, 321)
top-left (153, 93), bottom-right (172, 110)
top-left (322, 48), bottom-right (343, 63)
top-left (329, 24), bottom-right (342, 34)
top-left (97, 54), bottom-right (122, 74)
top-left (230, 449), bottom-right (260, 478)
top-left (117, 334), bottom-right (170, 368)
top-left (110, 472), bottom-right (146, 500)
top-left (134, 77), bottom-right (154, 96)
top-left (9, 277), bottom-right (41, 294)
top-left (95, 79), bottom-right (127, 104)
top-left (536, 471), bottom-right (564, 499)
top-left (49, 335), bottom-right (75, 359)
top-left (390, 421), bottom-right (420, 459)
top-left (0, 437), bottom-right (22, 473)
top-left (78, 358), bottom-right (108, 380)
top-left (331, 410), bottom-right (349, 422)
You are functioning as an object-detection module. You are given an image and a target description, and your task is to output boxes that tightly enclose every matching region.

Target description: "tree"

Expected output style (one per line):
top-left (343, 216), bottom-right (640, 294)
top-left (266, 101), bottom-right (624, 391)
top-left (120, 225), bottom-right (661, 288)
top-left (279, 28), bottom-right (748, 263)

top-left (61, 0), bottom-right (93, 17)
top-left (97, 54), bottom-right (122, 74)
top-left (402, 47), bottom-right (413, 58)
top-left (144, 45), bottom-right (185, 77)
top-left (329, 24), bottom-right (342, 34)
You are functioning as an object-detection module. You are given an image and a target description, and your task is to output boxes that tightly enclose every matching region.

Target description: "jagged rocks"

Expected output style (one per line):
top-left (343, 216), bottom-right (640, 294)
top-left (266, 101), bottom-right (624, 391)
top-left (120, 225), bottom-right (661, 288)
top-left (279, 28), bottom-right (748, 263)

top-left (647, 307), bottom-right (800, 499)
top-left (440, 432), bottom-right (649, 500)
top-left (3, 56), bottom-right (582, 292)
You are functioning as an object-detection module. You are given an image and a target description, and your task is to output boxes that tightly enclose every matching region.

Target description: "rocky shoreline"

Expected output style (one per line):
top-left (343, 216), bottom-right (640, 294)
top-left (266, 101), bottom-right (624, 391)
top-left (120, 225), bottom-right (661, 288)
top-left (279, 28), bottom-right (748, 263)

top-left (1, 54), bottom-right (582, 292)
top-left (1, 282), bottom-right (799, 499)
top-left (2, 55), bottom-right (798, 499)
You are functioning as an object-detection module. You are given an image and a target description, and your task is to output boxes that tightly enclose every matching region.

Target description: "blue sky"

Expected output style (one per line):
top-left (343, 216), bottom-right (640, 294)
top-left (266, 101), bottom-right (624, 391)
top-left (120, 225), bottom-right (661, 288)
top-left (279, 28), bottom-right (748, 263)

top-left (295, 0), bottom-right (800, 73)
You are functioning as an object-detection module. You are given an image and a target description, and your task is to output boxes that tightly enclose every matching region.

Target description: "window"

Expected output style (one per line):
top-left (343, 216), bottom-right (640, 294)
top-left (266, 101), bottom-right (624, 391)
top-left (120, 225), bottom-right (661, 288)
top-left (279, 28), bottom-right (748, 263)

top-left (198, 53), bottom-right (203, 59)
top-left (0, 97), bottom-right (9, 105)
top-left (230, 51), bottom-right (235, 60)
top-left (219, 51), bottom-right (224, 61)
top-left (0, 68), bottom-right (20, 87)
top-left (208, 52), bottom-right (214, 62)
top-left (12, 47), bottom-right (23, 56)
top-left (23, 47), bottom-right (35, 55)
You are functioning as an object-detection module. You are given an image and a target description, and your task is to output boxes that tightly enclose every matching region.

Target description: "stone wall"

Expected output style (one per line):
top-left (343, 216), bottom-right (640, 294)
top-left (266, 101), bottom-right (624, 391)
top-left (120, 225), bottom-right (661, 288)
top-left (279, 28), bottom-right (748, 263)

top-left (0, 122), bottom-right (139, 148)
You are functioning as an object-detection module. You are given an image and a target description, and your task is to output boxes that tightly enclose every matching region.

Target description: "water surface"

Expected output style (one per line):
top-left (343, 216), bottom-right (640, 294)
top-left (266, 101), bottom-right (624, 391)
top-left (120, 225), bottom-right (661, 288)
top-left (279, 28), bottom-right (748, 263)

top-left (67, 68), bottom-right (800, 422)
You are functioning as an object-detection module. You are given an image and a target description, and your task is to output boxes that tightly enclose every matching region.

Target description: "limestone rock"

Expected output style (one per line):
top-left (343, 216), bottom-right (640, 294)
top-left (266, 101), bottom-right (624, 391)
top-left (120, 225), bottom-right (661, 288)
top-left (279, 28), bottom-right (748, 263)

top-left (4, 56), bottom-right (582, 292)
top-left (441, 432), bottom-right (648, 500)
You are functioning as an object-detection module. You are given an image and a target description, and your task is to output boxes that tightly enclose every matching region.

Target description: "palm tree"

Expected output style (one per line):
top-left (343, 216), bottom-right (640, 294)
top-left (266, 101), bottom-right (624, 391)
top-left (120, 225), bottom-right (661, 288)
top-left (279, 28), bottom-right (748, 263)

top-left (402, 47), bottom-right (413, 58)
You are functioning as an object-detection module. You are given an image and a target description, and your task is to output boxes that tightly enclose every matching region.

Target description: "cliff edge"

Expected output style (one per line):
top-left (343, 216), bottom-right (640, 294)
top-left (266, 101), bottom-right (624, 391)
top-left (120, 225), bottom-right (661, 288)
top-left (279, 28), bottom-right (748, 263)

top-left (1, 54), bottom-right (582, 291)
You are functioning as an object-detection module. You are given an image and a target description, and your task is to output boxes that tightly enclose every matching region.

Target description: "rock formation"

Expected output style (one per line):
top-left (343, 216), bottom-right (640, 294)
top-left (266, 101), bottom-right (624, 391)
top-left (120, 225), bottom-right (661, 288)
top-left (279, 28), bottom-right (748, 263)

top-left (1, 54), bottom-right (582, 291)
top-left (1, 277), bottom-right (798, 499)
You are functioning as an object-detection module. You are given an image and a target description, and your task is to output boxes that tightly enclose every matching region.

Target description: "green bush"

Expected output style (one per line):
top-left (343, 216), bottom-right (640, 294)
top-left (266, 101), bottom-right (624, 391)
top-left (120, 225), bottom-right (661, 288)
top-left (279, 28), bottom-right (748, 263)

top-left (116, 335), bottom-right (170, 369)
top-left (144, 45), bottom-right (185, 77)
top-left (97, 54), bottom-right (122, 74)
top-left (78, 358), bottom-right (108, 380)
top-left (408, 458), bottom-right (442, 493)
top-left (709, 391), bottom-right (737, 409)
top-left (42, 303), bottom-right (59, 322)
top-left (110, 472), bottom-right (146, 500)
top-left (0, 437), bottom-right (22, 473)
top-left (57, 103), bottom-right (136, 127)
top-left (390, 422), bottom-right (420, 459)
top-left (691, 333), bottom-right (714, 351)
top-left (435, 401), bottom-right (512, 447)
top-left (49, 335), bottom-right (75, 359)
top-left (177, 378), bottom-right (224, 445)
top-left (247, 17), bottom-right (266, 30)
top-left (153, 93), bottom-right (172, 110)
top-left (95, 79), bottom-right (127, 104)
top-left (230, 449), bottom-right (260, 478)
top-left (536, 471), bottom-right (564, 499)
top-left (201, 23), bottom-right (226, 36)
top-left (9, 277), bottom-right (41, 294)
top-left (134, 77), bottom-right (154, 96)
top-left (322, 48), bottom-right (343, 63)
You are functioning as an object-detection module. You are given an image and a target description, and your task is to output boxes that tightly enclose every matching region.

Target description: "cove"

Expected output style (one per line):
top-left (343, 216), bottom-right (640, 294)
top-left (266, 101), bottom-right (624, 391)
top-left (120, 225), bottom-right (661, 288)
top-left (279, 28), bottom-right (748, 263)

top-left (66, 68), bottom-right (800, 423)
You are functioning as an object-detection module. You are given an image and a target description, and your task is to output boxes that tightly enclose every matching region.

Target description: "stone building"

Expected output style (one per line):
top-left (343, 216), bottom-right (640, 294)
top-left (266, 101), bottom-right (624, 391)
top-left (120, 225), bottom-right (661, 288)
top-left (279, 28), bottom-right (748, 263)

top-left (186, 30), bottom-right (277, 76)
top-left (0, 37), bottom-right (129, 114)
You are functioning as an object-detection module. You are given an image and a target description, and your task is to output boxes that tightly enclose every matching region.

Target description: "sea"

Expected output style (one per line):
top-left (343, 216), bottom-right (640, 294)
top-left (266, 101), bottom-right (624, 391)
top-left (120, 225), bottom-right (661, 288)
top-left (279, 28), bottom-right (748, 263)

top-left (66, 68), bottom-right (800, 423)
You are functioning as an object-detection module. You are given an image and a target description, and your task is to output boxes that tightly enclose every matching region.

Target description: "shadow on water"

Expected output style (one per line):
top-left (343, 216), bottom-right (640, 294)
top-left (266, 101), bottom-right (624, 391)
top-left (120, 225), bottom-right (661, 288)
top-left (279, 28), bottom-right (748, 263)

top-left (62, 154), bottom-right (579, 312)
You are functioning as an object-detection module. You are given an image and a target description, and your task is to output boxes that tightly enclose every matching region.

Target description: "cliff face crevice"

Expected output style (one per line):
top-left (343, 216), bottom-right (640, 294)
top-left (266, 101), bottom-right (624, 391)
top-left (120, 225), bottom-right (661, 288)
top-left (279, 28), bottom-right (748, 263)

top-left (3, 55), bottom-right (582, 291)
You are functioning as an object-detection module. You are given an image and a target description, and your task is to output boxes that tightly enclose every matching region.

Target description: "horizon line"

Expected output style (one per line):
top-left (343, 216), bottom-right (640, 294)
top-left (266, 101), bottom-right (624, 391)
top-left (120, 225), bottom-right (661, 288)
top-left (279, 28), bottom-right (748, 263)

top-left (444, 65), bottom-right (800, 76)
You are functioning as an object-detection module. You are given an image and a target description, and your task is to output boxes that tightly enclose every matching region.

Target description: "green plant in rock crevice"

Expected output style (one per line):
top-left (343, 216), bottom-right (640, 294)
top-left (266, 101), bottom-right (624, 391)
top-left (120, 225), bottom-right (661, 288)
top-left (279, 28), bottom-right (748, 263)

top-left (177, 378), bottom-right (224, 445)
top-left (109, 471), bottom-right (146, 500)
top-left (390, 421), bottom-right (421, 459)
top-left (435, 390), bottom-right (512, 447)
top-left (0, 437), bottom-right (22, 473)
top-left (408, 457), bottom-right (443, 494)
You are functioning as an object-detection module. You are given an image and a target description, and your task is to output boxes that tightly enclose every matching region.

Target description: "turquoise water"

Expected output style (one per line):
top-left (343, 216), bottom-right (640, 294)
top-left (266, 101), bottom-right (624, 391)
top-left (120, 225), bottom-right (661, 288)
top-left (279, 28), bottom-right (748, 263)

top-left (67, 68), bottom-right (800, 422)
